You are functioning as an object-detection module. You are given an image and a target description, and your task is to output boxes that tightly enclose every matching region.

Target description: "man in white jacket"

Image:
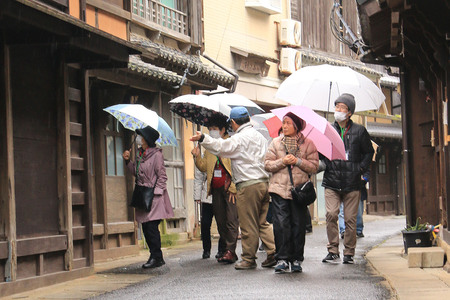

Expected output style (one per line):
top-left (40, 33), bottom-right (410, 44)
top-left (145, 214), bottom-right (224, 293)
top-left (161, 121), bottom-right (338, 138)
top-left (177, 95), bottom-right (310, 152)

top-left (190, 107), bottom-right (276, 270)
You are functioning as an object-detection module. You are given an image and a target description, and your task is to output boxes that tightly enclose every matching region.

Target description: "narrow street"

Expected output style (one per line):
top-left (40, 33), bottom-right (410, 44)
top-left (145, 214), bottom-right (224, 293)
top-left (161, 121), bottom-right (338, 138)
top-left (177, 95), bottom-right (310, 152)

top-left (91, 216), bottom-right (405, 300)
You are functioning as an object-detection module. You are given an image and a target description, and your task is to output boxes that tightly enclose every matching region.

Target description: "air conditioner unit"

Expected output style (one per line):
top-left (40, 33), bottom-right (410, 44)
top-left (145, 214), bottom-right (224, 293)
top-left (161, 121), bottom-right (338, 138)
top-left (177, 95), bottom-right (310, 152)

top-left (245, 0), bottom-right (281, 15)
top-left (279, 48), bottom-right (302, 74)
top-left (280, 19), bottom-right (302, 47)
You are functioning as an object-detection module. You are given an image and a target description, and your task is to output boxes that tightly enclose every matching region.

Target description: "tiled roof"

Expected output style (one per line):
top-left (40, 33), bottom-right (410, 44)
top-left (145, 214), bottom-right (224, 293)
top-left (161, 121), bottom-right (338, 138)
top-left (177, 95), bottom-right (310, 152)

top-left (128, 55), bottom-right (183, 84)
top-left (130, 34), bottom-right (235, 88)
top-left (299, 48), bottom-right (383, 76)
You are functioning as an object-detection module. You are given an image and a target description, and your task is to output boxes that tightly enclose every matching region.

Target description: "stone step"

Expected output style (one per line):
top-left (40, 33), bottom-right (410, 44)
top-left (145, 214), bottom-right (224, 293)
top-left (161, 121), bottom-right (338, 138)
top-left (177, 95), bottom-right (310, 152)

top-left (407, 247), bottom-right (445, 268)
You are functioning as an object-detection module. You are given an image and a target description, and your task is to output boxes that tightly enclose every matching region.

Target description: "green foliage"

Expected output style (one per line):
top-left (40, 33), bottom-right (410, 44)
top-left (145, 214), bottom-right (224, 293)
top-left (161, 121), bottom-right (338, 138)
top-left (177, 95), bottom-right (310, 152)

top-left (404, 217), bottom-right (429, 231)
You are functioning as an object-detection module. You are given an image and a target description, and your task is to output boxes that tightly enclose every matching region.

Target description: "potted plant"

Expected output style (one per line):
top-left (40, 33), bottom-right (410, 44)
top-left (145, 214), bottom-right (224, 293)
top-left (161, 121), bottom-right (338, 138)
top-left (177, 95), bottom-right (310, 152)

top-left (401, 217), bottom-right (432, 254)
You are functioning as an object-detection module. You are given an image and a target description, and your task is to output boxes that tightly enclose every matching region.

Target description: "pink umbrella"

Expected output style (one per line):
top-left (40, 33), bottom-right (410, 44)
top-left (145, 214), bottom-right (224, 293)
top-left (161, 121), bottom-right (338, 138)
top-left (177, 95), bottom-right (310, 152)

top-left (270, 106), bottom-right (346, 160)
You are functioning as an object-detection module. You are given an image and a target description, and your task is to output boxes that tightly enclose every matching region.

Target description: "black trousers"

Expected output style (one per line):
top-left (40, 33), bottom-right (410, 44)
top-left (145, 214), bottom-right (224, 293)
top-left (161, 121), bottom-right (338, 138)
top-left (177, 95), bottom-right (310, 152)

top-left (142, 220), bottom-right (162, 260)
top-left (271, 193), bottom-right (307, 261)
top-left (201, 203), bottom-right (226, 253)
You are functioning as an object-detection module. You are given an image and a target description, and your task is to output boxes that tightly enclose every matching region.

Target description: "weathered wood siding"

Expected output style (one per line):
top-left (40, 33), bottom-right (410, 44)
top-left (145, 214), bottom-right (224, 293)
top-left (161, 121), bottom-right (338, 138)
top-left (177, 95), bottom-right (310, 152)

top-left (291, 0), bottom-right (359, 57)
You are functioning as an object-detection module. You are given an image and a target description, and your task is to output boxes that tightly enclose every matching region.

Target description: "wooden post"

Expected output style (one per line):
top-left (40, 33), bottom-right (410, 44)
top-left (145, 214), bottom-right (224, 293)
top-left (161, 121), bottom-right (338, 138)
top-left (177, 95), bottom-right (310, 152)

top-left (83, 70), bottom-right (94, 266)
top-left (2, 45), bottom-right (17, 282)
top-left (57, 59), bottom-right (73, 271)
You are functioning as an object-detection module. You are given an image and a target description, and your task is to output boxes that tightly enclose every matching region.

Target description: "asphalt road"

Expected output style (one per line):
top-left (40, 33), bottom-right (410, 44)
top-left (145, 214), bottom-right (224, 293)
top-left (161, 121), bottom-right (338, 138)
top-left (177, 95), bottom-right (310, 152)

top-left (91, 216), bottom-right (405, 300)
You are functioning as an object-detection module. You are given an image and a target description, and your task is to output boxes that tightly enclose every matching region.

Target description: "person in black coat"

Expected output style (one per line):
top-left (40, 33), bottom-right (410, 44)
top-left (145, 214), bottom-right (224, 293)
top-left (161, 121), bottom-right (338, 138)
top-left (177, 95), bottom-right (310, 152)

top-left (320, 94), bottom-right (373, 265)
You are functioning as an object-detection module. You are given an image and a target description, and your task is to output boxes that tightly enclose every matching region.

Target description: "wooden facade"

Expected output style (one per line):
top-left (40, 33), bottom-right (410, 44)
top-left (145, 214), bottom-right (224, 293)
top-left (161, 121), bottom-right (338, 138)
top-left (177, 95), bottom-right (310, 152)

top-left (0, 0), bottom-right (233, 296)
top-left (356, 0), bottom-right (450, 244)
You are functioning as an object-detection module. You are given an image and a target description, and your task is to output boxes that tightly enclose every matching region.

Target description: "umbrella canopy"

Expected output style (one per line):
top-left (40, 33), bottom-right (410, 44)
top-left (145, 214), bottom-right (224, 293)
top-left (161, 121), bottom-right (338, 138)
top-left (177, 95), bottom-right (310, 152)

top-left (249, 113), bottom-right (275, 142)
top-left (209, 93), bottom-right (265, 116)
top-left (275, 64), bottom-right (385, 113)
top-left (103, 104), bottom-right (178, 146)
top-left (270, 105), bottom-right (346, 160)
top-left (169, 94), bottom-right (231, 128)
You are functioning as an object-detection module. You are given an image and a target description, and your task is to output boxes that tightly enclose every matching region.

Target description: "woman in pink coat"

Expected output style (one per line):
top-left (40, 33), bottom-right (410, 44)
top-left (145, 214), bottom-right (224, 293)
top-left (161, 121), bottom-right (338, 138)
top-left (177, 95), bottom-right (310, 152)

top-left (264, 112), bottom-right (319, 273)
top-left (123, 126), bottom-right (174, 269)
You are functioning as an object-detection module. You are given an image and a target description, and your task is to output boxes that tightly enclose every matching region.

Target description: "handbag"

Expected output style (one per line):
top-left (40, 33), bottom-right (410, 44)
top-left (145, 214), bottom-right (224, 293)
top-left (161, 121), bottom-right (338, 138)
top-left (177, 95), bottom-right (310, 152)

top-left (287, 166), bottom-right (316, 206)
top-left (130, 184), bottom-right (155, 212)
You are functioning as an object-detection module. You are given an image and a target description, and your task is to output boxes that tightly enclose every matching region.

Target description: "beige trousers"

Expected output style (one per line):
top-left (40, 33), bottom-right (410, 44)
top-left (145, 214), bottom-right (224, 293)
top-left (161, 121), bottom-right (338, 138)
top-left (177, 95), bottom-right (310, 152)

top-left (236, 182), bottom-right (275, 262)
top-left (325, 189), bottom-right (360, 256)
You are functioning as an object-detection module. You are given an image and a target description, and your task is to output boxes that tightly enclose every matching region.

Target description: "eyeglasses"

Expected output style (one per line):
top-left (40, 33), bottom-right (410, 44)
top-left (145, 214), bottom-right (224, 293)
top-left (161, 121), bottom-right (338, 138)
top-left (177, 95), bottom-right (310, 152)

top-left (335, 104), bottom-right (349, 112)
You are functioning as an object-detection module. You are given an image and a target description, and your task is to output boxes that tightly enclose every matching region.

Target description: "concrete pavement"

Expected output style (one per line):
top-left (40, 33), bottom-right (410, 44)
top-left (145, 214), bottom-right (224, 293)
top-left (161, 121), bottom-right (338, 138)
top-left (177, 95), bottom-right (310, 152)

top-left (3, 216), bottom-right (450, 300)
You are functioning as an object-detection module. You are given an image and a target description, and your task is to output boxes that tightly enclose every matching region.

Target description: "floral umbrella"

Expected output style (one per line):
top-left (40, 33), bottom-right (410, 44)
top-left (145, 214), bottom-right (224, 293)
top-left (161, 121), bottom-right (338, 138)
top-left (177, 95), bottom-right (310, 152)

top-left (103, 104), bottom-right (178, 146)
top-left (169, 94), bottom-right (231, 127)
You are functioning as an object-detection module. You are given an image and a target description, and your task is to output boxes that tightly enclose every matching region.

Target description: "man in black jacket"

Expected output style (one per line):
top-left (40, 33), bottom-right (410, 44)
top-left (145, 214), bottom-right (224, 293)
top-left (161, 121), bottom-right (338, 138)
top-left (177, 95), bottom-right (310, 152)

top-left (320, 94), bottom-right (374, 265)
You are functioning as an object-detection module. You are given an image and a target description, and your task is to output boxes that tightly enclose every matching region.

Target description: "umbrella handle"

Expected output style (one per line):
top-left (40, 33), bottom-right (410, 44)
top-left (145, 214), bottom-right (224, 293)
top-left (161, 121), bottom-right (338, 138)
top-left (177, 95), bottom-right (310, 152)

top-left (129, 133), bottom-right (137, 148)
top-left (325, 81), bottom-right (332, 120)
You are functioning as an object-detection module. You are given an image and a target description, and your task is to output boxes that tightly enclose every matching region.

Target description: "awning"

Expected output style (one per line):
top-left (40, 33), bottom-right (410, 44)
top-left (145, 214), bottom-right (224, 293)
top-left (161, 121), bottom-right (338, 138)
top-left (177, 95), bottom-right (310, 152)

top-left (367, 122), bottom-right (402, 139)
top-left (380, 75), bottom-right (400, 87)
top-left (234, 81), bottom-right (289, 107)
top-left (230, 46), bottom-right (279, 63)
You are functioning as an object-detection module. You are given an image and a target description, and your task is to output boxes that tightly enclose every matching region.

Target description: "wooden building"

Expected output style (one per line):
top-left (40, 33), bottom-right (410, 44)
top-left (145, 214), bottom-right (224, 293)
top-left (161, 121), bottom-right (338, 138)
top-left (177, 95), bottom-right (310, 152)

top-left (356, 0), bottom-right (450, 246)
top-left (0, 0), bottom-right (233, 296)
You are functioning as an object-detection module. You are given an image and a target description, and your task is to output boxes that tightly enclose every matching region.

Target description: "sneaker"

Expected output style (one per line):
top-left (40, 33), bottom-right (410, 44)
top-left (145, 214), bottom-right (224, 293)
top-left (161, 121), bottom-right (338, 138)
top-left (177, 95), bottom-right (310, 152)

top-left (291, 260), bottom-right (303, 273)
top-left (322, 252), bottom-right (340, 264)
top-left (261, 253), bottom-right (276, 268)
top-left (274, 260), bottom-right (289, 273)
top-left (235, 260), bottom-right (257, 270)
top-left (258, 243), bottom-right (265, 252)
top-left (356, 232), bottom-right (365, 238)
top-left (340, 231), bottom-right (345, 239)
top-left (343, 255), bottom-right (354, 264)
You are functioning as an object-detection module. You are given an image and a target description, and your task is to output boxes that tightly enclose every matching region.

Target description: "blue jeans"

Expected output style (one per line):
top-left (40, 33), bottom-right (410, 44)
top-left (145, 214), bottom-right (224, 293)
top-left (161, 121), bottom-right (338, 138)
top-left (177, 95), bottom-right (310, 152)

top-left (339, 201), bottom-right (364, 234)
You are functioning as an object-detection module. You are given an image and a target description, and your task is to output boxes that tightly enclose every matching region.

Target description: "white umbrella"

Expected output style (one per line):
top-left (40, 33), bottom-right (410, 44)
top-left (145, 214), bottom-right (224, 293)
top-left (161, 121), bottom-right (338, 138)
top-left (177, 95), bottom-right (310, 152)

top-left (250, 113), bottom-right (275, 142)
top-left (169, 94), bottom-right (231, 127)
top-left (275, 64), bottom-right (385, 113)
top-left (209, 93), bottom-right (265, 116)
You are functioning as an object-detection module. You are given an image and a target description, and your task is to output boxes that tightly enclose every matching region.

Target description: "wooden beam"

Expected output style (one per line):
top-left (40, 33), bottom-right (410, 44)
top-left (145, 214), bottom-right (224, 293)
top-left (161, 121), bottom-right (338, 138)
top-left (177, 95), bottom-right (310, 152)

top-left (88, 69), bottom-right (159, 92)
top-left (16, 235), bottom-right (68, 257)
top-left (0, 267), bottom-right (93, 298)
top-left (107, 222), bottom-right (135, 234)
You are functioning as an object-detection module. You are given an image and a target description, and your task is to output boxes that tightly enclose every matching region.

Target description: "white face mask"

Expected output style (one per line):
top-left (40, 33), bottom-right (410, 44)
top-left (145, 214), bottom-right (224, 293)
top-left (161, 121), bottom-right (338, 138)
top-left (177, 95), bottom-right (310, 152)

top-left (136, 135), bottom-right (143, 146)
top-left (334, 111), bottom-right (348, 123)
top-left (209, 130), bottom-right (221, 139)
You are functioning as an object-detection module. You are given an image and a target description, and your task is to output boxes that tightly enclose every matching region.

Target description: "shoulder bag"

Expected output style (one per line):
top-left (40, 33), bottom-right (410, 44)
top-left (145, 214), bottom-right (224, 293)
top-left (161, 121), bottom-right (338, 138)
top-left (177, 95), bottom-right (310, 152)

top-left (287, 166), bottom-right (316, 207)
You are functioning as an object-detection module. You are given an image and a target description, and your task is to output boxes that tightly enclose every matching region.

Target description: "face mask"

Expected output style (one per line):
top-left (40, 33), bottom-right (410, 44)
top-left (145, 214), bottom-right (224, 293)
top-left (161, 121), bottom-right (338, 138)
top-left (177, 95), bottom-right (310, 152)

top-left (334, 111), bottom-right (348, 123)
top-left (136, 135), bottom-right (143, 146)
top-left (209, 130), bottom-right (221, 139)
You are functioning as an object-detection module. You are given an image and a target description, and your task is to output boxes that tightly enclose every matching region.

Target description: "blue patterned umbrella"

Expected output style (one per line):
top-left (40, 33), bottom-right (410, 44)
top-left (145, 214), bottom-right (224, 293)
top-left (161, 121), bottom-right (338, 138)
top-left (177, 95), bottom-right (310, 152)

top-left (103, 104), bottom-right (177, 146)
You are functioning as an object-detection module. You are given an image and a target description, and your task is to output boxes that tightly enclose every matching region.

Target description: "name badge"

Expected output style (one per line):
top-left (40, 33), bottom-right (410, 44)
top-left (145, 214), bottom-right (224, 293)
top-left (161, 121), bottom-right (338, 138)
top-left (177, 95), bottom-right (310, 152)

top-left (214, 169), bottom-right (222, 177)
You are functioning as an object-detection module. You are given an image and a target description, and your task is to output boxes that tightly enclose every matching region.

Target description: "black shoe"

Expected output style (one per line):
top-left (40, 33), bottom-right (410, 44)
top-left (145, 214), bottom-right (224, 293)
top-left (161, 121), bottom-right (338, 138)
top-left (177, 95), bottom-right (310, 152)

top-left (343, 255), bottom-right (354, 264)
top-left (322, 252), bottom-right (340, 264)
top-left (215, 251), bottom-right (224, 259)
top-left (291, 260), bottom-right (303, 273)
top-left (340, 231), bottom-right (345, 239)
top-left (142, 258), bottom-right (165, 269)
top-left (356, 232), bottom-right (365, 238)
top-left (202, 250), bottom-right (210, 259)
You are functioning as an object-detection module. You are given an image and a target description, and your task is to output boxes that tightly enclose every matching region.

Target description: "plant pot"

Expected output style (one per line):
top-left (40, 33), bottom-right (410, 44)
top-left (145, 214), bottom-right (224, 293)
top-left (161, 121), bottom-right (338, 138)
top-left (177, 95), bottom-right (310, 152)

top-left (401, 230), bottom-right (432, 254)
